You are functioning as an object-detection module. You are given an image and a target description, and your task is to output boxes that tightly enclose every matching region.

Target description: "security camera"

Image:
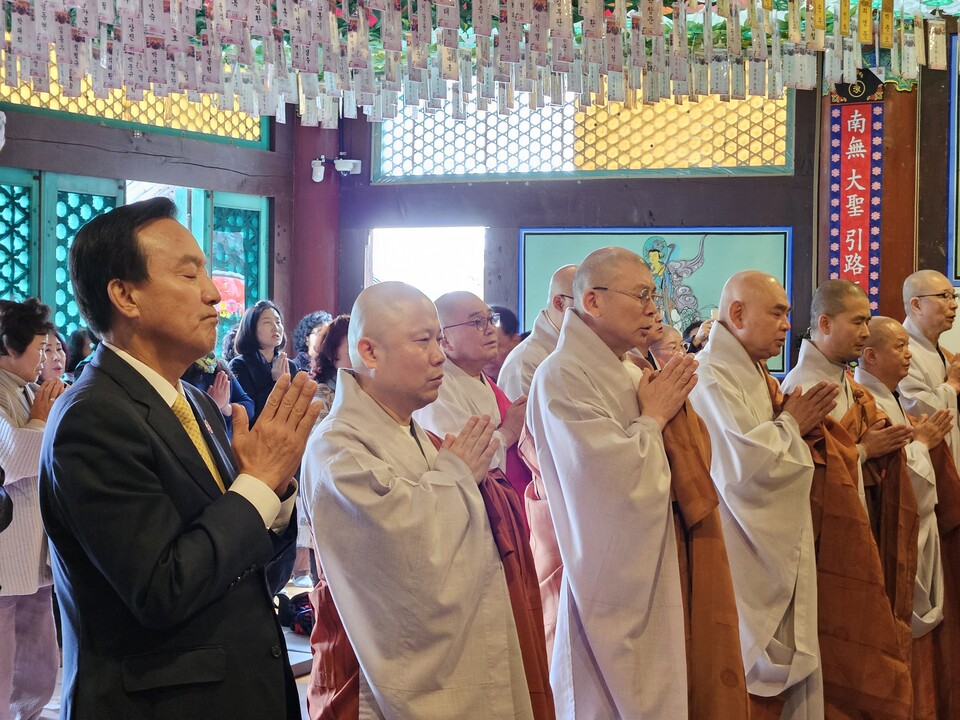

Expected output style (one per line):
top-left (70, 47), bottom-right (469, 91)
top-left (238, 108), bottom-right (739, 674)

top-left (333, 158), bottom-right (362, 176)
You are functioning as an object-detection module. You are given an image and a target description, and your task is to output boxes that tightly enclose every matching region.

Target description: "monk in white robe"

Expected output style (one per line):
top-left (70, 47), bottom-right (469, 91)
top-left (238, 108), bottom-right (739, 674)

top-left (413, 292), bottom-right (530, 500)
top-left (499, 264), bottom-right (576, 401)
top-left (526, 247), bottom-right (699, 718)
top-left (898, 270), bottom-right (960, 469)
top-left (855, 317), bottom-right (953, 718)
top-left (689, 271), bottom-right (838, 720)
top-left (302, 282), bottom-right (534, 720)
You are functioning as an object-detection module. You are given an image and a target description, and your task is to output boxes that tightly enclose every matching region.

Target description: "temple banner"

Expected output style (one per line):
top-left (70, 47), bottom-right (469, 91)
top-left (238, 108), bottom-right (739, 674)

top-left (829, 68), bottom-right (884, 311)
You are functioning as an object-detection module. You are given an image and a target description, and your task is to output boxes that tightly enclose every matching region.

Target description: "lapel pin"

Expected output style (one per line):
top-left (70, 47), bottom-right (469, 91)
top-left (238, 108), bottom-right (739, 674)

top-left (204, 420), bottom-right (214, 434)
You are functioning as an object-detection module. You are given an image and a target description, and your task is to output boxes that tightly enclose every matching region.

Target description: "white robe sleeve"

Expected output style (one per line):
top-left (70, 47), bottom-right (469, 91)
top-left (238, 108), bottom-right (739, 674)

top-left (690, 371), bottom-right (812, 498)
top-left (414, 388), bottom-right (509, 472)
top-left (899, 361), bottom-right (959, 417)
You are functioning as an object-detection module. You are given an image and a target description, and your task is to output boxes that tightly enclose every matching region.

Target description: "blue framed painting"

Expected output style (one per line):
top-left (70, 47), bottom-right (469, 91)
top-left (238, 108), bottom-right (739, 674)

top-left (518, 226), bottom-right (794, 375)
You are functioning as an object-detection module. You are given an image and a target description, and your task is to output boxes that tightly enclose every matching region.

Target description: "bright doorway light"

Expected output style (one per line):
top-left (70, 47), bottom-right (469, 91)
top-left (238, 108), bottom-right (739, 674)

top-left (367, 227), bottom-right (486, 301)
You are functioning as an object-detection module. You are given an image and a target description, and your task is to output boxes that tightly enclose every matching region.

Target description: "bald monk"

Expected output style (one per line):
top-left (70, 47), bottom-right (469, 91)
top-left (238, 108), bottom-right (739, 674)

top-left (526, 247), bottom-right (739, 718)
top-left (898, 271), bottom-right (960, 718)
top-left (855, 317), bottom-right (954, 719)
top-left (414, 291), bottom-right (531, 501)
top-left (499, 265), bottom-right (577, 401)
top-left (301, 282), bottom-right (547, 719)
top-left (690, 270), bottom-right (838, 720)
top-left (650, 324), bottom-right (686, 366)
top-left (781, 281), bottom-right (917, 719)
top-left (898, 270), bottom-right (960, 469)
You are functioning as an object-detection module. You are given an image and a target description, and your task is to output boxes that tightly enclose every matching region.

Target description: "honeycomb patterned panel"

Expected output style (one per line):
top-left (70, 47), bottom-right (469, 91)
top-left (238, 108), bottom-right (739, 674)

top-left (0, 183), bottom-right (33, 300)
top-left (575, 95), bottom-right (790, 170)
top-left (0, 54), bottom-right (260, 143)
top-left (55, 190), bottom-right (118, 334)
top-left (378, 92), bottom-right (790, 179)
top-left (376, 100), bottom-right (579, 179)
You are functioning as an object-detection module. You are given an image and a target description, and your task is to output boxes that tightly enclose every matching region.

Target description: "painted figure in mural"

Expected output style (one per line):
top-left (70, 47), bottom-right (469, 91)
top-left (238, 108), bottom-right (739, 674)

top-left (643, 234), bottom-right (708, 332)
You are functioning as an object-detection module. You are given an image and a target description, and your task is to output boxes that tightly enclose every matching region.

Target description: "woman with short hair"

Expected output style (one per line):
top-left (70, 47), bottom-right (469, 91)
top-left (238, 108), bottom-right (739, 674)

top-left (229, 300), bottom-right (298, 426)
top-left (0, 298), bottom-right (66, 720)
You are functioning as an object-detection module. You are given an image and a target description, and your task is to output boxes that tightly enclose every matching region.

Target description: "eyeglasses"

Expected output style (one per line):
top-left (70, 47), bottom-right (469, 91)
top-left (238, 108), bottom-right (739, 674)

top-left (915, 291), bottom-right (960, 302)
top-left (559, 294), bottom-right (574, 301)
top-left (442, 313), bottom-right (501, 334)
top-left (592, 286), bottom-right (662, 305)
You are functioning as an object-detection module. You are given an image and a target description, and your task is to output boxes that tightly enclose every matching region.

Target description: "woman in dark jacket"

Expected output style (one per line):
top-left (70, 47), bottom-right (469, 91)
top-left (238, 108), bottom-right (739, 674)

top-left (181, 353), bottom-right (255, 433)
top-left (228, 300), bottom-right (298, 426)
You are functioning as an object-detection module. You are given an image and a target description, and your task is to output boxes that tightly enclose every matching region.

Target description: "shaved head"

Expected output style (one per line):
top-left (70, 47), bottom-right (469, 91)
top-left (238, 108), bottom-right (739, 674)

top-left (347, 281), bottom-right (446, 422)
top-left (573, 247), bottom-right (648, 309)
top-left (548, 265), bottom-right (577, 302)
top-left (572, 247), bottom-right (658, 357)
top-left (434, 290), bottom-right (497, 375)
top-left (650, 325), bottom-right (684, 366)
top-left (859, 316), bottom-right (912, 389)
top-left (861, 316), bottom-right (901, 351)
top-left (903, 270), bottom-right (950, 311)
top-left (719, 271), bottom-right (784, 321)
top-left (809, 280), bottom-right (871, 362)
top-left (434, 291), bottom-right (484, 328)
top-left (546, 264), bottom-right (578, 326)
top-left (902, 269), bottom-right (958, 342)
top-left (719, 270), bottom-right (792, 364)
top-left (348, 281), bottom-right (437, 371)
top-left (811, 280), bottom-right (867, 320)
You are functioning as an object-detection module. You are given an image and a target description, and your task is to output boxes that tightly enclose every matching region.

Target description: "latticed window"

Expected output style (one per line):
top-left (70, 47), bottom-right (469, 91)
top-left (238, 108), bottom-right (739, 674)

top-left (212, 193), bottom-right (269, 345)
top-left (54, 189), bottom-right (120, 334)
top-left (375, 92), bottom-right (793, 182)
top-left (0, 59), bottom-right (264, 146)
top-left (0, 176), bottom-right (34, 301)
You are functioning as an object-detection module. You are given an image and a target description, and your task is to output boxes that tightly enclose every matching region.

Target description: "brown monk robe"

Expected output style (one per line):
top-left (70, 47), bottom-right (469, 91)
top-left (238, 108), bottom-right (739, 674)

top-left (662, 401), bottom-right (750, 720)
top-left (765, 374), bottom-right (915, 720)
top-left (839, 377), bottom-right (919, 664)
top-left (305, 438), bottom-right (555, 720)
top-left (927, 440), bottom-right (960, 720)
top-left (306, 575), bottom-right (360, 720)
top-left (522, 353), bottom-right (748, 719)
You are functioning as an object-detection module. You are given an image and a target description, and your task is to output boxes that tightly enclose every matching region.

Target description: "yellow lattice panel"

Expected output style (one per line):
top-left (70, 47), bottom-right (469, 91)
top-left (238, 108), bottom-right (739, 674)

top-left (0, 54), bottom-right (260, 143)
top-left (574, 94), bottom-right (788, 171)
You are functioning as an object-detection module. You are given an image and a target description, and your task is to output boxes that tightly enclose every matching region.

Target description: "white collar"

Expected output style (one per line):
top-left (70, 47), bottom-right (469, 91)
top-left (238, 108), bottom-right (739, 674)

top-left (103, 342), bottom-right (185, 408)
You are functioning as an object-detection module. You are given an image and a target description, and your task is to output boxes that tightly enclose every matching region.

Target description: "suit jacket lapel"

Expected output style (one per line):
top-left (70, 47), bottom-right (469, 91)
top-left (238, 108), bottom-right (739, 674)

top-left (91, 346), bottom-right (227, 500)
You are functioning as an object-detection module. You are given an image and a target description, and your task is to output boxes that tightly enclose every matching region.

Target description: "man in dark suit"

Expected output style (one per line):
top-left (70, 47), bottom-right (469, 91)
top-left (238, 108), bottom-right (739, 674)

top-left (38, 198), bottom-right (321, 719)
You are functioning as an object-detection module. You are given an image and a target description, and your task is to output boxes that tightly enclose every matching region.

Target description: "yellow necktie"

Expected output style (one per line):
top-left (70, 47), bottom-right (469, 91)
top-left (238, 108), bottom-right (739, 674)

top-left (172, 395), bottom-right (225, 493)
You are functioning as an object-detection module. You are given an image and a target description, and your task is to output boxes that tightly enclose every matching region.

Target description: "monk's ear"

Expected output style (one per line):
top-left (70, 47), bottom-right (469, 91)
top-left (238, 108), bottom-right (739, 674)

top-left (580, 289), bottom-right (601, 318)
top-left (728, 300), bottom-right (746, 329)
top-left (439, 333), bottom-right (454, 353)
top-left (817, 313), bottom-right (831, 336)
top-left (107, 278), bottom-right (142, 322)
top-left (861, 346), bottom-right (876, 368)
top-left (551, 294), bottom-right (566, 313)
top-left (355, 337), bottom-right (378, 370)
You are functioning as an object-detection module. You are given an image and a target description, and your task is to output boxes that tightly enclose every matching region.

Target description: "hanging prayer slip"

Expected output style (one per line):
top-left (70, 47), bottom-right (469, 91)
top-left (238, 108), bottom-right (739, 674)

top-left (928, 19), bottom-right (946, 70)
top-left (858, 0), bottom-right (873, 44)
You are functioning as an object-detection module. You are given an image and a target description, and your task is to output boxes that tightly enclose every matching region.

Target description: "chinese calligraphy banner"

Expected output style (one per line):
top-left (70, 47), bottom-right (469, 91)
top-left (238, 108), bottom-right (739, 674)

top-left (828, 86), bottom-right (884, 311)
